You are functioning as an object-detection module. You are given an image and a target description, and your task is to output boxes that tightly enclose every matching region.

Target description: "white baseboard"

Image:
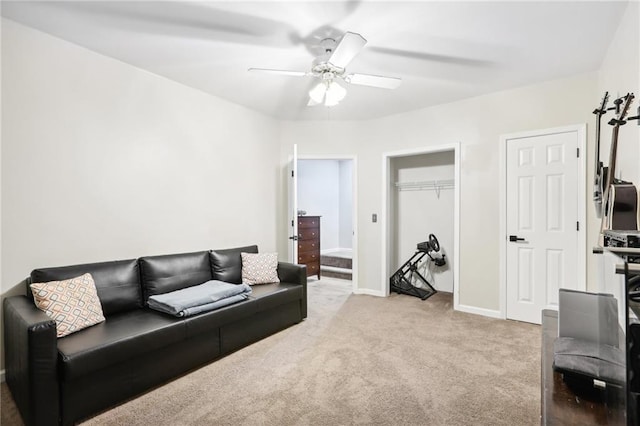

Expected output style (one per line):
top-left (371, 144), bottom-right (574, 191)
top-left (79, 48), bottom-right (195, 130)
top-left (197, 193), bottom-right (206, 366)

top-left (353, 288), bottom-right (385, 297)
top-left (1, 369), bottom-right (5, 383)
top-left (456, 304), bottom-right (502, 319)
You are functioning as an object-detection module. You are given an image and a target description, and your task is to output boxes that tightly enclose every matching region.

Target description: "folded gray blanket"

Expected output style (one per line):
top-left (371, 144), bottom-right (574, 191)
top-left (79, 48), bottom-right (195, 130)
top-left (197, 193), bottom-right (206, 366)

top-left (148, 280), bottom-right (252, 317)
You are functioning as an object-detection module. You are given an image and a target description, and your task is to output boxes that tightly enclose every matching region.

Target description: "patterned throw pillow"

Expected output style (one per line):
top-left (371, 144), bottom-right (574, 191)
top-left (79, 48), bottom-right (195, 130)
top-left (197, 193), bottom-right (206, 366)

top-left (241, 252), bottom-right (280, 285)
top-left (30, 273), bottom-right (106, 338)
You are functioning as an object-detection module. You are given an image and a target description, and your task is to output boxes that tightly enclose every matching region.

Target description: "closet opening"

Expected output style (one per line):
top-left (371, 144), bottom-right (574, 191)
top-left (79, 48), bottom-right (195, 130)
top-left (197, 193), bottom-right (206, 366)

top-left (382, 144), bottom-right (460, 307)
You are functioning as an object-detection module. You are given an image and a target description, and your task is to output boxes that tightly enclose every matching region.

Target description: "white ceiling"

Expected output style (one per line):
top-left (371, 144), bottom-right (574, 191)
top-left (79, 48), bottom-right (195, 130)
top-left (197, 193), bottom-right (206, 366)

top-left (1, 1), bottom-right (630, 121)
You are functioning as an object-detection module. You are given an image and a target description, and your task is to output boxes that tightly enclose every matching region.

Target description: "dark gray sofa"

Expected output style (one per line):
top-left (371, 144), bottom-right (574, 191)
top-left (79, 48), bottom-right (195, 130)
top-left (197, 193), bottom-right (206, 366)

top-left (3, 245), bottom-right (307, 426)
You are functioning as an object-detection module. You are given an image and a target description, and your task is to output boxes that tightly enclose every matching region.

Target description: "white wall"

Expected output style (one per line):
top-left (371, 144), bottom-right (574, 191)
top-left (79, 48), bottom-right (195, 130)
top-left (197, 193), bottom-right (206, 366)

top-left (279, 72), bottom-right (598, 310)
top-left (597, 1), bottom-right (639, 186)
top-left (0, 19), bottom-right (281, 368)
top-left (297, 159), bottom-right (353, 252)
top-left (338, 160), bottom-right (353, 249)
top-left (392, 152), bottom-right (454, 292)
top-left (297, 160), bottom-right (340, 250)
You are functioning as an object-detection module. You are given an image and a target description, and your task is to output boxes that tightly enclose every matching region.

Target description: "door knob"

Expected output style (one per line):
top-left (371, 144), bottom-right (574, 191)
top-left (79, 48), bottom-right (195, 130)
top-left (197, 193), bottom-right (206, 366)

top-left (509, 235), bottom-right (525, 242)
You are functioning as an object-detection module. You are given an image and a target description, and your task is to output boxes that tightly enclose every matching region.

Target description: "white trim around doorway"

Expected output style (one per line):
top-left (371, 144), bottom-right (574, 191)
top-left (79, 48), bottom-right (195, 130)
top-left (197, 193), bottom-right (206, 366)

top-left (381, 143), bottom-right (461, 311)
top-left (498, 124), bottom-right (587, 320)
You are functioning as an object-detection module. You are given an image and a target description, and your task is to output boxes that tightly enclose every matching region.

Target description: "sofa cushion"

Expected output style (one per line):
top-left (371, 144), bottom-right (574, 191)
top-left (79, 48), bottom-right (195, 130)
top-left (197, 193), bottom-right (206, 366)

top-left (31, 259), bottom-right (141, 317)
top-left (249, 282), bottom-right (303, 313)
top-left (210, 245), bottom-right (258, 284)
top-left (30, 273), bottom-right (105, 338)
top-left (139, 251), bottom-right (212, 303)
top-left (57, 309), bottom-right (185, 380)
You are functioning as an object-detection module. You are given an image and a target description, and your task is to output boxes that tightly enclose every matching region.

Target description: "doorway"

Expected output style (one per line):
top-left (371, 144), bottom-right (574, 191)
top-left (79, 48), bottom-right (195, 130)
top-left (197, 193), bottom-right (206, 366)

top-left (297, 157), bottom-right (357, 290)
top-left (499, 125), bottom-right (587, 324)
top-left (382, 144), bottom-right (460, 306)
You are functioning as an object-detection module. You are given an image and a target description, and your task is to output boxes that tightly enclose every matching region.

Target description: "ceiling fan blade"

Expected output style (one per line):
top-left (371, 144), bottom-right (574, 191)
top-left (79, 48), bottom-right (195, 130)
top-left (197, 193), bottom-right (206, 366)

top-left (369, 47), bottom-right (494, 67)
top-left (248, 68), bottom-right (308, 77)
top-left (328, 31), bottom-right (367, 69)
top-left (344, 73), bottom-right (402, 89)
top-left (15, 2), bottom-right (299, 48)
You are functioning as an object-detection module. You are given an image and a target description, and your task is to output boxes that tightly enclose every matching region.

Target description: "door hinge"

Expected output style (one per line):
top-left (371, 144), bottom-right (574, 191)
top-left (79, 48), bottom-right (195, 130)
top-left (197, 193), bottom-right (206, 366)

top-left (577, 221), bottom-right (580, 231)
top-left (291, 220), bottom-right (294, 227)
top-left (576, 148), bottom-right (580, 158)
top-left (291, 170), bottom-right (294, 177)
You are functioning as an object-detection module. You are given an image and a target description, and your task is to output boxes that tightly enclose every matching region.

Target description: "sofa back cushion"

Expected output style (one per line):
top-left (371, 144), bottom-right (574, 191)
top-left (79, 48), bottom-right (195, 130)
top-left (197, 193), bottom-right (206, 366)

top-left (30, 259), bottom-right (141, 317)
top-left (139, 251), bottom-right (212, 303)
top-left (210, 245), bottom-right (258, 284)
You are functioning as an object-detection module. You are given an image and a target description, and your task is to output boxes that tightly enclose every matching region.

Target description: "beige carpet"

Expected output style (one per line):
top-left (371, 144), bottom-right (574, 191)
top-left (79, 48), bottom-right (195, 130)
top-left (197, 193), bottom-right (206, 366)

top-left (1, 279), bottom-right (540, 425)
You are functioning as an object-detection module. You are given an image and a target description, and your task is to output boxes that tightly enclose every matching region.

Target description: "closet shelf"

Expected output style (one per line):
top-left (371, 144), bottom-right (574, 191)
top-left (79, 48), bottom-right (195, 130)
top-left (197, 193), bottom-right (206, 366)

top-left (394, 179), bottom-right (455, 197)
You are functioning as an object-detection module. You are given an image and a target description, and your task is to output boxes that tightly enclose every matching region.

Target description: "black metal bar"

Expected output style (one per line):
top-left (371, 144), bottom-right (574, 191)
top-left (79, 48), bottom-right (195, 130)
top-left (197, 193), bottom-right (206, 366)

top-left (389, 250), bottom-right (437, 301)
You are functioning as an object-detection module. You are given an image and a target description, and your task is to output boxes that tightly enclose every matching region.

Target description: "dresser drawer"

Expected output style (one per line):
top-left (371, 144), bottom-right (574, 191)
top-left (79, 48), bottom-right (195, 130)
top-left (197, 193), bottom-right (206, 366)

top-left (298, 251), bottom-right (319, 264)
top-left (298, 217), bottom-right (320, 229)
top-left (298, 240), bottom-right (319, 253)
top-left (298, 229), bottom-right (319, 241)
top-left (305, 261), bottom-right (320, 277)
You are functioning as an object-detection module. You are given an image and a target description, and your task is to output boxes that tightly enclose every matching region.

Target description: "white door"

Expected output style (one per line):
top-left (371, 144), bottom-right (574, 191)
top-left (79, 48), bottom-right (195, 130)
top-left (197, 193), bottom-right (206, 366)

top-left (506, 130), bottom-right (580, 324)
top-left (287, 144), bottom-right (298, 264)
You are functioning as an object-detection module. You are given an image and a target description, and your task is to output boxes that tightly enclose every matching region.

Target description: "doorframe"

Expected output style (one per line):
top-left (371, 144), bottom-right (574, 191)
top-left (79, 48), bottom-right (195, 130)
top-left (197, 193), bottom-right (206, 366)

top-left (381, 143), bottom-right (460, 310)
top-left (297, 155), bottom-right (358, 294)
top-left (498, 124), bottom-right (587, 320)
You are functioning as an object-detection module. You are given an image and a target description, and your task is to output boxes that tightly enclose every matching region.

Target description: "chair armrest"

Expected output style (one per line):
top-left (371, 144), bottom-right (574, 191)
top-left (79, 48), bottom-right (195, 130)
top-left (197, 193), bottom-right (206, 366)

top-left (277, 262), bottom-right (307, 318)
top-left (3, 296), bottom-right (59, 426)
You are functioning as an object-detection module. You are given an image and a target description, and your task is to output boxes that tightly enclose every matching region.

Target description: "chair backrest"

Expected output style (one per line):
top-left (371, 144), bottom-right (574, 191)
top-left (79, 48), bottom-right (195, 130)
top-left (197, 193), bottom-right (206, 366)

top-left (558, 289), bottom-right (619, 347)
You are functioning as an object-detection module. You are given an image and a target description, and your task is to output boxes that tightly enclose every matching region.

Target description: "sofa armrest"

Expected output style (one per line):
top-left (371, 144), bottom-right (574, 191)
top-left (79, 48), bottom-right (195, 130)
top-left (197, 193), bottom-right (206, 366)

top-left (3, 296), bottom-right (59, 426)
top-left (277, 262), bottom-right (307, 318)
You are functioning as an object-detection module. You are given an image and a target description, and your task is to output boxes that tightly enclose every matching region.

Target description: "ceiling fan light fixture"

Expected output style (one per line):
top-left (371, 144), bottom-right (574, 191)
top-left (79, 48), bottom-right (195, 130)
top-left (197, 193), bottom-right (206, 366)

top-left (309, 82), bottom-right (327, 104)
top-left (324, 81), bottom-right (346, 106)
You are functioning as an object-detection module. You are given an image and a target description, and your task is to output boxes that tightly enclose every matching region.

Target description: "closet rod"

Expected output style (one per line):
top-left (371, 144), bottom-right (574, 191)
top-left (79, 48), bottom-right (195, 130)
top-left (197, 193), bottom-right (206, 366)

top-left (394, 179), bottom-right (455, 190)
top-left (394, 179), bottom-right (455, 198)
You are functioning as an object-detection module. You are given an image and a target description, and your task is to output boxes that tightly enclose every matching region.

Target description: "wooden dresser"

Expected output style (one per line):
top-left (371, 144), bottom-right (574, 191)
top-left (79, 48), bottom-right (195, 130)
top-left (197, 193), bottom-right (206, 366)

top-left (298, 216), bottom-right (321, 279)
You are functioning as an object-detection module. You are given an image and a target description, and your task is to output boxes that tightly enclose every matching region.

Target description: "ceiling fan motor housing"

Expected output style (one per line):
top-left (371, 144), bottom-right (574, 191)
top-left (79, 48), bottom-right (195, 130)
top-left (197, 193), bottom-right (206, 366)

top-left (311, 62), bottom-right (344, 81)
top-left (311, 37), bottom-right (347, 80)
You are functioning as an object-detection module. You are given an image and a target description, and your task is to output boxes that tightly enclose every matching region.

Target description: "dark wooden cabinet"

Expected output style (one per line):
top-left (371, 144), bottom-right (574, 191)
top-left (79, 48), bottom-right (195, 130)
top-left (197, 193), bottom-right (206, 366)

top-left (298, 216), bottom-right (320, 279)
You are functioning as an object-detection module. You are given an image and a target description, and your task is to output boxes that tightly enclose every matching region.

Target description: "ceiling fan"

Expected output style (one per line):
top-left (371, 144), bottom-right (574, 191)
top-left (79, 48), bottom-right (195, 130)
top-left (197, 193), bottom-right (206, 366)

top-left (248, 31), bottom-right (401, 107)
